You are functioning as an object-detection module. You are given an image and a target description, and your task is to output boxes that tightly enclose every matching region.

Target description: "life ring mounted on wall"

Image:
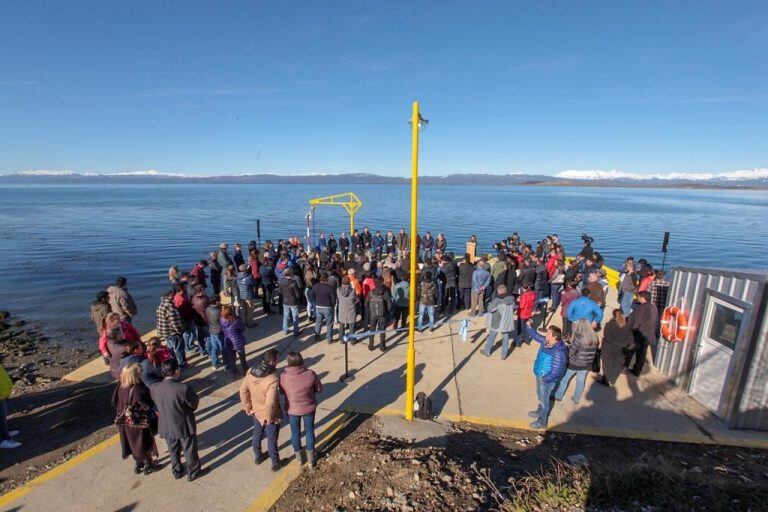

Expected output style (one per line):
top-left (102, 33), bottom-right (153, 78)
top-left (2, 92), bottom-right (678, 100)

top-left (661, 305), bottom-right (689, 343)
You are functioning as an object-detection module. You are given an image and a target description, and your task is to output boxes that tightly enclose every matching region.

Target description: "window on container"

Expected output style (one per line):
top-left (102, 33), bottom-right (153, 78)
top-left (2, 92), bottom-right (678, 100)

top-left (707, 303), bottom-right (743, 350)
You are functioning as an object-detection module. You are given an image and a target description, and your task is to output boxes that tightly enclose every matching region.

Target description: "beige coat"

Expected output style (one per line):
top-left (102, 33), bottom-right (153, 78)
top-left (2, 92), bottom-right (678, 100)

top-left (107, 285), bottom-right (137, 321)
top-left (239, 372), bottom-right (281, 423)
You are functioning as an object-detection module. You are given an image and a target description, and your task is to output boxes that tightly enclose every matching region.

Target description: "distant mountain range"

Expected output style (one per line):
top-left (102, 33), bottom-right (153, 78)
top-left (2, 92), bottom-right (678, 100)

top-left (1, 168), bottom-right (766, 188)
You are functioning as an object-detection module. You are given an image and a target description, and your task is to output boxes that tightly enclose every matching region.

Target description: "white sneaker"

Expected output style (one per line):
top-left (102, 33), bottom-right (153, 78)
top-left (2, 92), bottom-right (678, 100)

top-left (7, 430), bottom-right (19, 437)
top-left (0, 439), bottom-right (22, 449)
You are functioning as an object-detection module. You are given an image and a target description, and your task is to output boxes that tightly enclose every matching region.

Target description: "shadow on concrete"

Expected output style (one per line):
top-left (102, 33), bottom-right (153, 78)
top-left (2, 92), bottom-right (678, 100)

top-left (0, 375), bottom-right (116, 474)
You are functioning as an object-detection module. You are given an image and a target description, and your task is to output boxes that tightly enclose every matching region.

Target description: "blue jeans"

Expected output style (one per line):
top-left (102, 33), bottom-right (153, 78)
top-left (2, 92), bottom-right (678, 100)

top-left (417, 304), bottom-right (435, 330)
top-left (283, 305), bottom-right (300, 336)
top-left (620, 292), bottom-right (634, 316)
top-left (288, 412), bottom-right (316, 453)
top-left (0, 400), bottom-right (8, 440)
top-left (535, 376), bottom-right (557, 426)
top-left (183, 323), bottom-right (200, 353)
top-left (205, 333), bottom-right (224, 368)
top-left (314, 306), bottom-right (334, 342)
top-left (483, 329), bottom-right (518, 358)
top-left (554, 368), bottom-right (589, 404)
top-left (305, 288), bottom-right (315, 319)
top-left (550, 283), bottom-right (562, 310)
top-left (166, 334), bottom-right (186, 367)
top-left (252, 416), bottom-right (280, 466)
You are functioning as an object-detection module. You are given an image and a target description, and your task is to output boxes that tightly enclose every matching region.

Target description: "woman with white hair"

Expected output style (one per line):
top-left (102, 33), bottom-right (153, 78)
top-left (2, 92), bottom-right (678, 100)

top-left (553, 318), bottom-right (599, 404)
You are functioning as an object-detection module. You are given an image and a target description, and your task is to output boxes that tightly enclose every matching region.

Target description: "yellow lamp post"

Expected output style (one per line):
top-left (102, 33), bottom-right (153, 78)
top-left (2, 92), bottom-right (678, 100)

top-left (405, 101), bottom-right (428, 421)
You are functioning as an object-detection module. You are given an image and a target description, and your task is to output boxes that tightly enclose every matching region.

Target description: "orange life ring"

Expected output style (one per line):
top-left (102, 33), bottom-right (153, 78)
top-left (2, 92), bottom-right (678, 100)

top-left (661, 306), bottom-right (689, 343)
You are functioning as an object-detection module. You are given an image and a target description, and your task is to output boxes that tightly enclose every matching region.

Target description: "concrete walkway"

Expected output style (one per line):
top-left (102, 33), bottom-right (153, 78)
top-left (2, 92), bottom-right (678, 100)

top-left (3, 289), bottom-right (768, 511)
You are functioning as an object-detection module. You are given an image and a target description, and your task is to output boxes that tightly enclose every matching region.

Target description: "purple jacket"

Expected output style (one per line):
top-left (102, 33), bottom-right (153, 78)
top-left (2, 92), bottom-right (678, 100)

top-left (279, 366), bottom-right (322, 416)
top-left (220, 317), bottom-right (246, 351)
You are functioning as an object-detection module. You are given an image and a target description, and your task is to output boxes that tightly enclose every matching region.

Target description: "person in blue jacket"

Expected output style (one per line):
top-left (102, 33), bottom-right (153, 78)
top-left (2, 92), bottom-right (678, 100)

top-left (566, 288), bottom-right (604, 327)
top-left (525, 322), bottom-right (568, 429)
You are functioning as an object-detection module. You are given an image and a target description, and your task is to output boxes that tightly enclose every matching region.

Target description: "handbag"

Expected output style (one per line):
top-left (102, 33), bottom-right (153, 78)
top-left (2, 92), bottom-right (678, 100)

top-left (591, 347), bottom-right (602, 373)
top-left (115, 387), bottom-right (150, 429)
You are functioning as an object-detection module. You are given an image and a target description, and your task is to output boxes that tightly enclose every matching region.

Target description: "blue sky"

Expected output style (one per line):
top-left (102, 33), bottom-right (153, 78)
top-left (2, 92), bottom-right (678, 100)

top-left (1, 1), bottom-right (766, 176)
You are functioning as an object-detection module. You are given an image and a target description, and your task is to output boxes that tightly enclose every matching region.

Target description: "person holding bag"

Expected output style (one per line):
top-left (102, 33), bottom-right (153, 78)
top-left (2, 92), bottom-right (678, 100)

top-left (113, 363), bottom-right (158, 474)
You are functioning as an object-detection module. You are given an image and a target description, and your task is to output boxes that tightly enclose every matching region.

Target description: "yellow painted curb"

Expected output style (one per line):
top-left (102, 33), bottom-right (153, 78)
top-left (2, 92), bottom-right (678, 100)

top-left (0, 434), bottom-right (120, 508)
top-left (245, 411), bottom-right (350, 512)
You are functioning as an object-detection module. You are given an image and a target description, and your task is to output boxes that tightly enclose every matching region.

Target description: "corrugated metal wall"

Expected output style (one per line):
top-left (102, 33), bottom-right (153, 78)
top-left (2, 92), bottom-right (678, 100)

top-left (736, 288), bottom-right (768, 430)
top-left (652, 267), bottom-right (768, 430)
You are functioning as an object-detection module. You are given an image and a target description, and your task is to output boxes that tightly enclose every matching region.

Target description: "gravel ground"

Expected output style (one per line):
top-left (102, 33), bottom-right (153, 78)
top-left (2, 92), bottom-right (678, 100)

top-left (0, 311), bottom-right (115, 494)
top-left (271, 415), bottom-right (768, 512)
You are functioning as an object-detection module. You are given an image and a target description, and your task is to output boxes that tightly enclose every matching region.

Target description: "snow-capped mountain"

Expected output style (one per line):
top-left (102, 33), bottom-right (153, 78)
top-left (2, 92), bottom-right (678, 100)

top-left (555, 168), bottom-right (768, 182)
top-left (1, 168), bottom-right (766, 188)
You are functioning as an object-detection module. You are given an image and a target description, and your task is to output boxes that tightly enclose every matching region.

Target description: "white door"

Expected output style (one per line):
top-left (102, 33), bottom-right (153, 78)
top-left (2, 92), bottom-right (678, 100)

top-left (690, 296), bottom-right (745, 415)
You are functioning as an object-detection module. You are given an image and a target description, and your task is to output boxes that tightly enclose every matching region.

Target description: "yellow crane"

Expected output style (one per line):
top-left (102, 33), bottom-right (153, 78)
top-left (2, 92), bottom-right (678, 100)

top-left (309, 192), bottom-right (363, 235)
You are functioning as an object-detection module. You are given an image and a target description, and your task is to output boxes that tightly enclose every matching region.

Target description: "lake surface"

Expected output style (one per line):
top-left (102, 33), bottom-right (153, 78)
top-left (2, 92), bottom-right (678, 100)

top-left (0, 183), bottom-right (766, 346)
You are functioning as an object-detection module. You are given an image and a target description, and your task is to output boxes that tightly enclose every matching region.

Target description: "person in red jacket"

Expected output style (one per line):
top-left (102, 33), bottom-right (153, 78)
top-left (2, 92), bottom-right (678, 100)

top-left (518, 286), bottom-right (536, 342)
top-left (190, 260), bottom-right (208, 290)
top-left (545, 250), bottom-right (560, 280)
top-left (99, 312), bottom-right (143, 360)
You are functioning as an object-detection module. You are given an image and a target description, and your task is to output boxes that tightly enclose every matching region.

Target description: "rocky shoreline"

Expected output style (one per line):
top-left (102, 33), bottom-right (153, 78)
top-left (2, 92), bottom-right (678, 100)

top-left (0, 310), bottom-right (99, 395)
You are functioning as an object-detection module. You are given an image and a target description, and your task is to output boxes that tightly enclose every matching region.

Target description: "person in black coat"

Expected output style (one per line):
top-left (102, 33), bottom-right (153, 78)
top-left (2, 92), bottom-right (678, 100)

top-left (149, 359), bottom-right (207, 481)
top-left (457, 255), bottom-right (474, 310)
top-left (113, 363), bottom-right (158, 475)
top-left (626, 292), bottom-right (660, 377)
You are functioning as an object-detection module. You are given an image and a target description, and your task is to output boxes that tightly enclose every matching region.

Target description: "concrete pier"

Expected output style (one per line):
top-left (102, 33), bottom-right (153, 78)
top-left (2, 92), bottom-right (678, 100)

top-left (2, 287), bottom-right (767, 511)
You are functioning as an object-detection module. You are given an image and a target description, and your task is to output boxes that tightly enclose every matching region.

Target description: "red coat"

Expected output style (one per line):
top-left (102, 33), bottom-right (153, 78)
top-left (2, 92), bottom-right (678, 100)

top-left (546, 255), bottom-right (560, 279)
top-left (362, 277), bottom-right (376, 299)
top-left (518, 291), bottom-right (536, 321)
top-left (99, 321), bottom-right (142, 357)
top-left (249, 259), bottom-right (261, 280)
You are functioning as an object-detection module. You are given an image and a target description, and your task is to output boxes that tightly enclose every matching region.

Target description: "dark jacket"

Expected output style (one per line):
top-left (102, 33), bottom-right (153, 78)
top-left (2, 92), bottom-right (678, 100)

top-left (312, 282), bottom-right (336, 308)
top-left (259, 264), bottom-right (276, 287)
top-left (518, 267), bottom-right (536, 289)
top-left (150, 377), bottom-right (200, 440)
top-left (443, 261), bottom-right (458, 288)
top-left (279, 276), bottom-right (302, 306)
top-left (206, 305), bottom-right (222, 335)
top-left (567, 331), bottom-right (599, 370)
top-left (458, 262), bottom-right (474, 289)
top-left (499, 269), bottom-right (518, 295)
top-left (190, 294), bottom-right (209, 326)
top-left (237, 271), bottom-right (255, 300)
top-left (629, 301), bottom-right (659, 343)
top-left (365, 286), bottom-right (391, 319)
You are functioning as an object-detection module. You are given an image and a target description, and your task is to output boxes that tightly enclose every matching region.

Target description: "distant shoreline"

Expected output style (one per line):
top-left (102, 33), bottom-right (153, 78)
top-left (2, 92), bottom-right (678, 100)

top-left (0, 174), bottom-right (766, 190)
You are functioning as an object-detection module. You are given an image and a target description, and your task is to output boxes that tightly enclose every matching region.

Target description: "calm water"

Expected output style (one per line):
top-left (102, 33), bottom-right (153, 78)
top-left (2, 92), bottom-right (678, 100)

top-left (0, 183), bottom-right (766, 346)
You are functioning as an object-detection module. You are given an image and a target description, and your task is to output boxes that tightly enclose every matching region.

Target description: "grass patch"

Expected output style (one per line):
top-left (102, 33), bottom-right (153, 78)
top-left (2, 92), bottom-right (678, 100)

top-left (477, 458), bottom-right (768, 512)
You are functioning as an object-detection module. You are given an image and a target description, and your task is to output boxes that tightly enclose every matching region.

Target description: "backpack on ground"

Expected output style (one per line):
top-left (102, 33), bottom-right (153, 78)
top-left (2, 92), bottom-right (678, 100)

top-left (414, 391), bottom-right (434, 420)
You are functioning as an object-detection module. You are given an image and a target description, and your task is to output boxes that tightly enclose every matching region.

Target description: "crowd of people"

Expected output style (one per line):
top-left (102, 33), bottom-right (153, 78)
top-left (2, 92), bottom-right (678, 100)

top-left (4, 227), bottom-right (669, 477)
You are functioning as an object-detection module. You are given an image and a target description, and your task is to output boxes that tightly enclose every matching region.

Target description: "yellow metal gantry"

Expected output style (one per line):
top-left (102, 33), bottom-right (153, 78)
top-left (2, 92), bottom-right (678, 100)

top-left (309, 192), bottom-right (363, 236)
